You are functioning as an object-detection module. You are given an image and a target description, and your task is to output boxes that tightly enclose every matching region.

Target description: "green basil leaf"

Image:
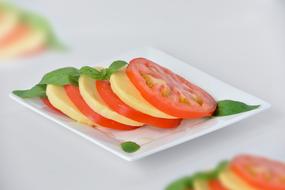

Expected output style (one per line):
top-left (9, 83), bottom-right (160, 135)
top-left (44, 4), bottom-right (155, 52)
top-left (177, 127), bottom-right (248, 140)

top-left (39, 67), bottom-right (79, 86)
top-left (105, 60), bottom-right (128, 79)
top-left (13, 84), bottom-right (46, 98)
top-left (165, 176), bottom-right (194, 190)
top-left (121, 141), bottom-right (140, 153)
top-left (214, 100), bottom-right (260, 116)
top-left (79, 66), bottom-right (106, 80)
top-left (20, 11), bottom-right (66, 50)
top-left (165, 161), bottom-right (228, 190)
top-left (108, 60), bottom-right (128, 73)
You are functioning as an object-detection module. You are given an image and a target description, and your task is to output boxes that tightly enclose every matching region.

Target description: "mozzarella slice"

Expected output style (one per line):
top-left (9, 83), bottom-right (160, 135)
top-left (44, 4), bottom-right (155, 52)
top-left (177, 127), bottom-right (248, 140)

top-left (0, 26), bottom-right (45, 59)
top-left (193, 179), bottom-right (209, 190)
top-left (219, 167), bottom-right (257, 190)
top-left (0, 11), bottom-right (19, 41)
top-left (110, 70), bottom-right (176, 119)
top-left (46, 84), bottom-right (93, 126)
top-left (79, 75), bottom-right (143, 126)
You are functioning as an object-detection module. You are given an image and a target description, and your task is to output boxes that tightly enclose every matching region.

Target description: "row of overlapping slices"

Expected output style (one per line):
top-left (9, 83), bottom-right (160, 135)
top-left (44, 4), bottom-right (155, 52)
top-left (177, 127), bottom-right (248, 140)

top-left (0, 2), bottom-right (62, 59)
top-left (166, 154), bottom-right (285, 190)
top-left (43, 58), bottom-right (217, 130)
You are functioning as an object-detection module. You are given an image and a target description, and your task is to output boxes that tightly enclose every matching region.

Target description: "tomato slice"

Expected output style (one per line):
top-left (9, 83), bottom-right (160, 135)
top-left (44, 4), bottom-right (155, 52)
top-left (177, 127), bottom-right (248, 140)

top-left (126, 58), bottom-right (217, 118)
top-left (208, 180), bottom-right (228, 190)
top-left (230, 154), bottom-right (285, 190)
top-left (41, 97), bottom-right (64, 115)
top-left (64, 85), bottom-right (139, 130)
top-left (0, 24), bottom-right (28, 48)
top-left (96, 80), bottom-right (182, 128)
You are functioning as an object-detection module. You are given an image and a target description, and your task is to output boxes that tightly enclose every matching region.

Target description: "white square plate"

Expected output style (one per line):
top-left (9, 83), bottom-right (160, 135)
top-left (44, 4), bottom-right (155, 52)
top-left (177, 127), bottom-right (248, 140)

top-left (10, 47), bottom-right (270, 161)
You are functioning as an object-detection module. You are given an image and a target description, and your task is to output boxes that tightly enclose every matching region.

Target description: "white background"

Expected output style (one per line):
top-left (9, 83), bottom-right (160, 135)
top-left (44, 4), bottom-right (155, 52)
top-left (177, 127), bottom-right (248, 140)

top-left (1, 0), bottom-right (285, 189)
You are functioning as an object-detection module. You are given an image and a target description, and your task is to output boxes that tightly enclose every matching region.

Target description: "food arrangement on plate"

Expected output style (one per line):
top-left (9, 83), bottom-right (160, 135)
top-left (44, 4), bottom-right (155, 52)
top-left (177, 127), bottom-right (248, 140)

top-left (13, 58), bottom-right (260, 152)
top-left (0, 2), bottom-right (64, 59)
top-left (166, 154), bottom-right (285, 190)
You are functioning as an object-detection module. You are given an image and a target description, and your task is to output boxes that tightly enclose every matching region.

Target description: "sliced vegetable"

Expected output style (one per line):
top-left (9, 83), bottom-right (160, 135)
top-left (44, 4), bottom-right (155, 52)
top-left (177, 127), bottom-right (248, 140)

top-left (79, 74), bottom-right (143, 126)
top-left (166, 161), bottom-right (228, 190)
top-left (41, 97), bottom-right (64, 115)
top-left (64, 85), bottom-right (139, 130)
top-left (208, 180), bottom-right (228, 190)
top-left (19, 11), bottom-right (65, 50)
top-left (46, 84), bottom-right (93, 125)
top-left (126, 58), bottom-right (217, 118)
top-left (110, 70), bottom-right (176, 119)
top-left (229, 154), bottom-right (285, 190)
top-left (96, 80), bottom-right (182, 128)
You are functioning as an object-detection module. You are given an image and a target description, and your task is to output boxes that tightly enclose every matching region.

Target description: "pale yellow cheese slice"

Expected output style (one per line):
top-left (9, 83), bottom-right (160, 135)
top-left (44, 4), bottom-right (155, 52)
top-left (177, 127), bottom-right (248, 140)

top-left (219, 167), bottom-right (258, 190)
top-left (193, 179), bottom-right (209, 190)
top-left (0, 11), bottom-right (18, 41)
top-left (46, 84), bottom-right (93, 126)
top-left (110, 70), bottom-right (176, 119)
top-left (0, 28), bottom-right (45, 59)
top-left (79, 75), bottom-right (143, 126)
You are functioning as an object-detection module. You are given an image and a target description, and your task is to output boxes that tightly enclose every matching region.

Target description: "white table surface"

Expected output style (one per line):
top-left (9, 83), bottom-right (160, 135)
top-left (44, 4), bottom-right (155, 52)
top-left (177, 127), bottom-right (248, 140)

top-left (1, 0), bottom-right (284, 189)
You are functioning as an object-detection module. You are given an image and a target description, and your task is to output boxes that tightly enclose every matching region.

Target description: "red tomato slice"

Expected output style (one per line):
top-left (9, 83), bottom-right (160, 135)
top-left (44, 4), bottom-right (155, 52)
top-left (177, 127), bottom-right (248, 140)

top-left (126, 58), bottom-right (217, 118)
top-left (96, 80), bottom-right (182, 128)
top-left (208, 180), bottom-right (228, 190)
top-left (230, 154), bottom-right (285, 190)
top-left (64, 85), bottom-right (139, 130)
top-left (0, 24), bottom-right (28, 48)
top-left (41, 97), bottom-right (64, 115)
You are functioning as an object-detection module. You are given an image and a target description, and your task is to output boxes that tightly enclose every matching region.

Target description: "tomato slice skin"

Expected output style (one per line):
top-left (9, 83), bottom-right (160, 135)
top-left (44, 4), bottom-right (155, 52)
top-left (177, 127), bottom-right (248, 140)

top-left (126, 58), bottom-right (217, 118)
top-left (41, 97), bottom-right (64, 115)
top-left (64, 85), bottom-right (139, 130)
top-left (96, 80), bottom-right (182, 128)
top-left (230, 154), bottom-right (285, 190)
top-left (208, 180), bottom-right (228, 190)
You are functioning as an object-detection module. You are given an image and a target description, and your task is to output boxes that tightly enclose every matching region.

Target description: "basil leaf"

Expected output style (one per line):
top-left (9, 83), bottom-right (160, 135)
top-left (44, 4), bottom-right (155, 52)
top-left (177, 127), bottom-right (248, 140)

top-left (108, 60), bottom-right (128, 73)
top-left (80, 60), bottom-right (127, 80)
top-left (165, 161), bottom-right (228, 190)
top-left (214, 100), bottom-right (260, 116)
top-left (121, 141), bottom-right (140, 153)
top-left (20, 11), bottom-right (66, 50)
top-left (165, 176), bottom-right (194, 190)
top-left (39, 67), bottom-right (79, 86)
top-left (105, 60), bottom-right (127, 79)
top-left (79, 66), bottom-right (105, 80)
top-left (13, 84), bottom-right (46, 98)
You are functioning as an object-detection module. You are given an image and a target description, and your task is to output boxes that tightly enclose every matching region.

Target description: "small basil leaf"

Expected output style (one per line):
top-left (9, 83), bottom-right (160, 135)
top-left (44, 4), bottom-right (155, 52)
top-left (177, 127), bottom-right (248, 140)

top-left (214, 100), bottom-right (260, 116)
top-left (39, 67), bottom-right (79, 86)
top-left (79, 66), bottom-right (105, 80)
top-left (108, 60), bottom-right (128, 72)
top-left (13, 84), bottom-right (46, 98)
top-left (121, 141), bottom-right (140, 153)
top-left (105, 60), bottom-right (128, 79)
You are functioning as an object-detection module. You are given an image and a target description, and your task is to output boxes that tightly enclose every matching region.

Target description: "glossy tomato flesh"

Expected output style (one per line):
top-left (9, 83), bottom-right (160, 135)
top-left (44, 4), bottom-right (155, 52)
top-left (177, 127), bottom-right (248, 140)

top-left (208, 179), bottom-right (228, 190)
top-left (64, 85), bottom-right (139, 130)
top-left (126, 58), bottom-right (217, 118)
top-left (96, 80), bottom-right (182, 128)
top-left (230, 154), bottom-right (285, 190)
